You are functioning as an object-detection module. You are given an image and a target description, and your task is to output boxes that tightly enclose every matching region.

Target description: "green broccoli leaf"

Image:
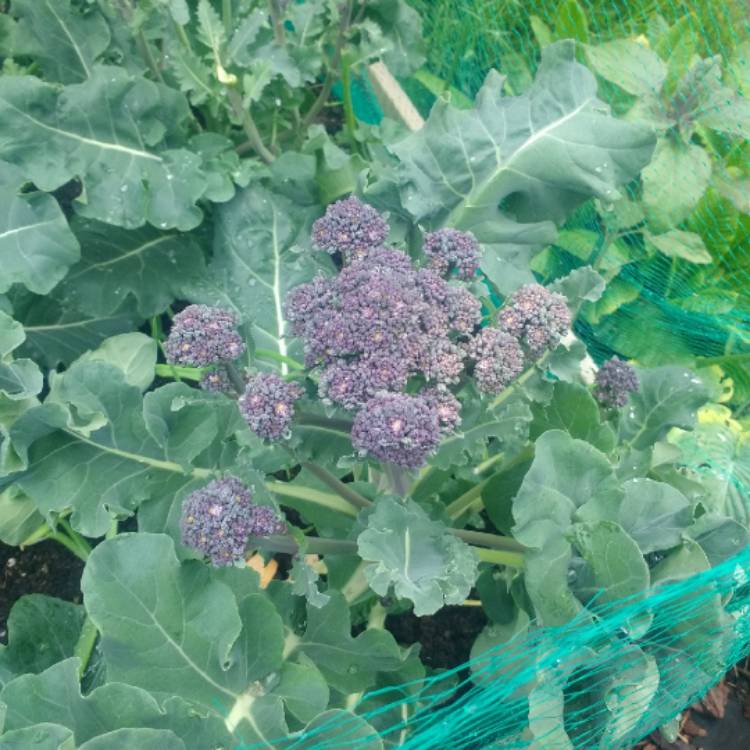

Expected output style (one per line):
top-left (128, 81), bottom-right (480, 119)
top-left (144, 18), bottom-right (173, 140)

top-left (8, 0), bottom-right (111, 84)
top-left (56, 219), bottom-right (207, 318)
top-left (0, 595), bottom-right (84, 688)
top-left (357, 497), bottom-right (479, 616)
top-left (0, 68), bottom-right (218, 230)
top-left (368, 41), bottom-right (655, 267)
top-left (0, 658), bottom-right (232, 749)
top-left (618, 366), bottom-right (711, 450)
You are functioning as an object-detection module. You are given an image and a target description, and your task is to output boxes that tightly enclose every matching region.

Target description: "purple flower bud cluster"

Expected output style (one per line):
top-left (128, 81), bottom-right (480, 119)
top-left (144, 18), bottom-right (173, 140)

top-left (594, 357), bottom-right (639, 407)
top-left (180, 477), bottom-right (286, 567)
top-left (200, 367), bottom-right (235, 394)
top-left (286, 233), bottom-right (481, 409)
top-left (351, 393), bottom-right (442, 468)
top-left (311, 196), bottom-right (389, 261)
top-left (467, 328), bottom-right (525, 394)
top-left (239, 373), bottom-right (303, 440)
top-left (422, 386), bottom-right (462, 434)
top-left (423, 228), bottom-right (481, 280)
top-left (498, 284), bottom-right (571, 356)
top-left (165, 305), bottom-right (245, 367)
top-left (319, 355), bottom-right (409, 410)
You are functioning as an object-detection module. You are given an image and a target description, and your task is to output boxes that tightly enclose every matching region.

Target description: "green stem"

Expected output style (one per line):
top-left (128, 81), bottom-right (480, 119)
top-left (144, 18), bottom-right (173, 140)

top-left (340, 53), bottom-right (357, 147)
top-left (266, 481), bottom-right (359, 517)
top-left (136, 30), bottom-right (165, 83)
top-left (296, 412), bottom-right (353, 433)
top-left (225, 361), bottom-right (247, 394)
top-left (300, 0), bottom-right (353, 129)
top-left (475, 547), bottom-right (524, 568)
top-left (73, 616), bottom-right (99, 679)
top-left (451, 528), bottom-right (525, 554)
top-left (58, 518), bottom-right (92, 559)
top-left (254, 348), bottom-right (305, 370)
top-left (445, 479), bottom-right (490, 520)
top-left (383, 462), bottom-right (414, 498)
top-left (300, 461), bottom-right (372, 510)
top-left (696, 352), bottom-right (750, 367)
top-left (268, 0), bottom-right (285, 45)
top-left (20, 520), bottom-right (54, 548)
top-left (49, 532), bottom-right (89, 562)
top-left (155, 364), bottom-right (202, 381)
top-left (223, 0), bottom-right (233, 36)
top-left (227, 88), bottom-right (275, 164)
top-left (490, 354), bottom-right (548, 409)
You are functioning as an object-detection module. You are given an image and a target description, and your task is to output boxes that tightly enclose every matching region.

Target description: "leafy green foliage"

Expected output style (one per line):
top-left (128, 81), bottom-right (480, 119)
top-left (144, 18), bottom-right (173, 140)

top-left (357, 497), bottom-right (478, 615)
top-left (0, 2), bottom-right (746, 748)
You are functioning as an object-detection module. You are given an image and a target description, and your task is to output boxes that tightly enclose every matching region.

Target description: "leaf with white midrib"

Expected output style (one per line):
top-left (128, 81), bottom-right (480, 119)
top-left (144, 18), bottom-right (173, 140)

top-left (188, 185), bottom-right (329, 366)
top-left (369, 40), bottom-right (655, 248)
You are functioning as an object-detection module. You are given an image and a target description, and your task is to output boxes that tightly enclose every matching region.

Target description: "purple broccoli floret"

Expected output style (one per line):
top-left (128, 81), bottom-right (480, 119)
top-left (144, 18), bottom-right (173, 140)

top-left (422, 386), bottom-right (462, 433)
top-left (200, 367), bottom-right (235, 394)
top-left (180, 476), bottom-right (286, 567)
top-left (423, 228), bottom-right (481, 280)
top-left (319, 355), bottom-right (409, 410)
top-left (594, 357), bottom-right (639, 407)
top-left (498, 284), bottom-right (571, 356)
top-left (239, 373), bottom-right (303, 440)
top-left (165, 305), bottom-right (245, 367)
top-left (468, 328), bottom-right (525, 394)
top-left (351, 392), bottom-right (441, 468)
top-left (312, 196), bottom-right (389, 260)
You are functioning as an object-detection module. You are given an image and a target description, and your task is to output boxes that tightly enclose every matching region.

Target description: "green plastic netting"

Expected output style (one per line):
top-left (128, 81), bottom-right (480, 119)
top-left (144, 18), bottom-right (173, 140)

top-left (284, 1), bottom-right (750, 748)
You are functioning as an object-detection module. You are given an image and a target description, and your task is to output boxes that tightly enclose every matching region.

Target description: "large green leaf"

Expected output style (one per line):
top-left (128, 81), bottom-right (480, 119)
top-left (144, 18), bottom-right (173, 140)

top-left (11, 293), bottom-right (140, 369)
top-left (369, 41), bottom-right (655, 251)
top-left (0, 189), bottom-right (80, 295)
top-left (618, 366), bottom-right (711, 450)
top-left (188, 185), bottom-right (328, 364)
top-left (287, 591), bottom-right (404, 694)
top-left (0, 659), bottom-right (231, 750)
top-left (56, 219), bottom-right (207, 317)
top-left (641, 138), bottom-right (711, 232)
top-left (567, 520), bottom-right (649, 610)
top-left (0, 595), bottom-right (84, 688)
top-left (578, 478), bottom-right (692, 554)
top-left (357, 497), bottom-right (478, 616)
top-left (530, 381), bottom-right (616, 453)
top-left (8, 0), bottom-right (110, 84)
top-left (585, 39), bottom-right (666, 97)
top-left (0, 68), bottom-right (217, 230)
top-left (512, 430), bottom-right (621, 548)
top-left (0, 724), bottom-right (75, 750)
top-left (5, 363), bottom-right (236, 535)
top-left (82, 534), bottom-right (284, 719)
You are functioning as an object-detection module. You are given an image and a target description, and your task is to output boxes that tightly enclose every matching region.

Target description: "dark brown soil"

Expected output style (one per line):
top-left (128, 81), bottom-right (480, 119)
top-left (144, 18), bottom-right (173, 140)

top-left (0, 540), bottom-right (84, 643)
top-left (386, 604), bottom-right (487, 669)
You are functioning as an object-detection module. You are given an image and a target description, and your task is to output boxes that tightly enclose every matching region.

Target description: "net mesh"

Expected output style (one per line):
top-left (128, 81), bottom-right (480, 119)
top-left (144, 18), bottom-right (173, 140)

top-left (285, 1), bottom-right (750, 748)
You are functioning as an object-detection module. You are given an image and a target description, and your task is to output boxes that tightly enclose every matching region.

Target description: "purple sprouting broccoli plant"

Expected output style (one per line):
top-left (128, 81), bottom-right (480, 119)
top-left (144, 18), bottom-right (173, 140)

top-left (239, 373), bottom-right (304, 440)
top-left (423, 228), bottom-right (481, 280)
top-left (351, 392), bottom-right (442, 468)
top-left (286, 197), bottom-right (572, 467)
top-left (180, 476), bottom-right (286, 567)
top-left (594, 356), bottom-right (639, 407)
top-left (467, 328), bottom-right (525, 394)
top-left (498, 284), bottom-right (571, 356)
top-left (165, 305), bottom-right (245, 367)
top-left (200, 367), bottom-right (235, 394)
top-left (311, 196), bottom-right (389, 261)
